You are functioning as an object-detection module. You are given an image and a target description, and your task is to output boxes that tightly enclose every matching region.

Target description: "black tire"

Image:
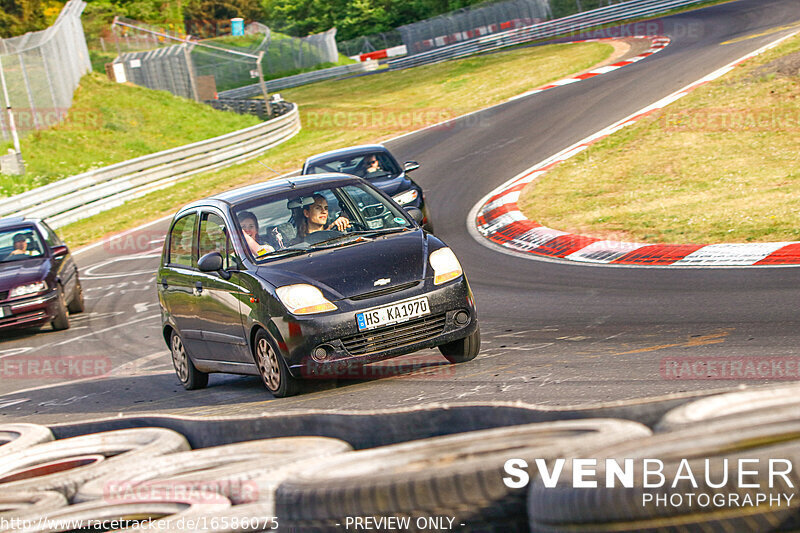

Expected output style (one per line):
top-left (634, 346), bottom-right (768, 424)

top-left (67, 278), bottom-right (85, 314)
top-left (51, 286), bottom-right (70, 331)
top-left (254, 329), bottom-right (299, 397)
top-left (439, 325), bottom-right (480, 363)
top-left (170, 330), bottom-right (208, 390)
top-left (528, 407), bottom-right (800, 532)
top-left (275, 419), bottom-right (650, 530)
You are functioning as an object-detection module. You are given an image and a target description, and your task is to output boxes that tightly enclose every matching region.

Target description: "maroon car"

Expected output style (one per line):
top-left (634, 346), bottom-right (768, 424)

top-left (0, 217), bottom-right (84, 332)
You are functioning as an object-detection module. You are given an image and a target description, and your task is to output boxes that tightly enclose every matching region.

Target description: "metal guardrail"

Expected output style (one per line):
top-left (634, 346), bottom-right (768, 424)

top-left (218, 60), bottom-right (379, 99)
top-left (0, 104), bottom-right (301, 229)
top-left (388, 0), bottom-right (708, 69)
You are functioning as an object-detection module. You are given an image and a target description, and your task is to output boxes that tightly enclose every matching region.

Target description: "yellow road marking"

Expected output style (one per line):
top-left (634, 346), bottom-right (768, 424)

top-left (614, 331), bottom-right (730, 356)
top-left (721, 22), bottom-right (800, 45)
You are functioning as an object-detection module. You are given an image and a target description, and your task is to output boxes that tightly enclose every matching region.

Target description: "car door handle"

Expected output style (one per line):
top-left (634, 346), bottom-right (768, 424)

top-left (194, 281), bottom-right (203, 295)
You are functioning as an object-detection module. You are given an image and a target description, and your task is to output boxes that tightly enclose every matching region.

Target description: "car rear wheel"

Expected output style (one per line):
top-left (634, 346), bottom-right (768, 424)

top-left (438, 325), bottom-right (480, 364)
top-left (51, 287), bottom-right (70, 331)
top-left (67, 279), bottom-right (84, 314)
top-left (170, 330), bottom-right (208, 390)
top-left (254, 329), bottom-right (299, 398)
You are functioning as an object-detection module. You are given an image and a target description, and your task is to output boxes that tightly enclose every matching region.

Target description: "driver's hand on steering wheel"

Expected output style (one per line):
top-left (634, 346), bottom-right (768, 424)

top-left (327, 216), bottom-right (351, 232)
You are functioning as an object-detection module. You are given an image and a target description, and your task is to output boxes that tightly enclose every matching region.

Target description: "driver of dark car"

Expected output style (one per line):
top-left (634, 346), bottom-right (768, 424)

top-left (292, 194), bottom-right (350, 244)
top-left (355, 155), bottom-right (382, 177)
top-left (9, 233), bottom-right (34, 256)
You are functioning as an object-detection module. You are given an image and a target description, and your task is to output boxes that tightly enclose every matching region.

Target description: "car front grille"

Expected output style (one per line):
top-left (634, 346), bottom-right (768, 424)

top-left (0, 291), bottom-right (7, 302)
top-left (349, 281), bottom-right (420, 301)
top-left (340, 313), bottom-right (447, 356)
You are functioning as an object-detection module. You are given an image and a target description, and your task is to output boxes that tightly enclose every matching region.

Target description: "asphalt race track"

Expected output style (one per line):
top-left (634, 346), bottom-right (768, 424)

top-left (2, 0), bottom-right (800, 424)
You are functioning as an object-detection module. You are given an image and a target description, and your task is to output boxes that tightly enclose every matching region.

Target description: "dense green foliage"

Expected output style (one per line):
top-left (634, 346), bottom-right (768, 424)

top-left (0, 0), bottom-right (47, 37)
top-left (262, 0), bottom-right (492, 41)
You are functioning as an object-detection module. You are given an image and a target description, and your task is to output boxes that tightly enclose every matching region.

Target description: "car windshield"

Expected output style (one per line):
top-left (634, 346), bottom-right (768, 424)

top-left (232, 182), bottom-right (413, 262)
top-left (305, 152), bottom-right (401, 179)
top-left (0, 227), bottom-right (45, 263)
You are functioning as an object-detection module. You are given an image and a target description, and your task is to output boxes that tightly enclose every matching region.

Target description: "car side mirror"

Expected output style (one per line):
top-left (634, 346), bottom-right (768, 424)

top-left (51, 245), bottom-right (68, 258)
top-left (403, 161), bottom-right (420, 173)
top-left (198, 252), bottom-right (230, 279)
top-left (404, 207), bottom-right (424, 225)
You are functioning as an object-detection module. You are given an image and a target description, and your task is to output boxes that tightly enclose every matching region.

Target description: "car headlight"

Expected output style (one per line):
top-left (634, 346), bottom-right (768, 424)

top-left (9, 281), bottom-right (48, 298)
top-left (276, 284), bottom-right (337, 315)
top-left (392, 189), bottom-right (418, 206)
top-left (430, 248), bottom-right (463, 285)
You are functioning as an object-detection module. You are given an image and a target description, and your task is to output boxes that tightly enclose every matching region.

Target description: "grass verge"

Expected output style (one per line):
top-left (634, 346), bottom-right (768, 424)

top-left (53, 41), bottom-right (613, 248)
top-left (0, 73), bottom-right (260, 196)
top-left (518, 31), bottom-right (800, 245)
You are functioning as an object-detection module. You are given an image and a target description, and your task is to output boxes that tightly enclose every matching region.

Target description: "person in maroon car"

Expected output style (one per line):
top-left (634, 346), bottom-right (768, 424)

top-left (9, 233), bottom-right (36, 257)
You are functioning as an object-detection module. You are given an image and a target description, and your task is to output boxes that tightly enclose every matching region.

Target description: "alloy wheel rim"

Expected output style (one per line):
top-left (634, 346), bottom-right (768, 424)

top-left (257, 337), bottom-right (281, 391)
top-left (171, 335), bottom-right (188, 382)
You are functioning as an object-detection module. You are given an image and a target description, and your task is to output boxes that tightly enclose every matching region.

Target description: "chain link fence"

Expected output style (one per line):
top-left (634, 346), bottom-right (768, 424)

top-left (399, 0), bottom-right (552, 55)
top-left (0, 0), bottom-right (91, 144)
top-left (110, 20), bottom-right (339, 99)
top-left (339, 0), bottom-right (630, 58)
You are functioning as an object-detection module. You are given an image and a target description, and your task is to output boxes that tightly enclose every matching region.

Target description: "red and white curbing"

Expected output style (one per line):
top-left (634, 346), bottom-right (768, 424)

top-left (509, 35), bottom-right (671, 101)
top-left (473, 32), bottom-right (800, 267)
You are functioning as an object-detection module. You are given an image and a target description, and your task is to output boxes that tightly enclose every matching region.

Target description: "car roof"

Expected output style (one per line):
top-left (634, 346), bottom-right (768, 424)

top-left (0, 216), bottom-right (41, 231)
top-left (177, 173), bottom-right (364, 215)
top-left (303, 144), bottom-right (388, 167)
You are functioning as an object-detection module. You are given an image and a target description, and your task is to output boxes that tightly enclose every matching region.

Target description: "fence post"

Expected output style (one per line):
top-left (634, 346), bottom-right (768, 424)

top-left (183, 43), bottom-right (200, 101)
top-left (0, 54), bottom-right (25, 175)
top-left (256, 51), bottom-right (272, 118)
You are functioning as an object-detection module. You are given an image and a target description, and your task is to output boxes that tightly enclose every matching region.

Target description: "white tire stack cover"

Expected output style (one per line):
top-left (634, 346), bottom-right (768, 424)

top-left (0, 424), bottom-right (54, 456)
top-left (0, 428), bottom-right (190, 499)
top-left (0, 491), bottom-right (67, 519)
top-left (73, 436), bottom-right (352, 503)
top-left (656, 383), bottom-right (800, 431)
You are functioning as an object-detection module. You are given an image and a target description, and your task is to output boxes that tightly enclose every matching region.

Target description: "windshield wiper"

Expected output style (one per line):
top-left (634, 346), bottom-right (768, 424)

top-left (350, 227), bottom-right (410, 237)
top-left (259, 247), bottom-right (309, 260)
top-left (310, 234), bottom-right (369, 249)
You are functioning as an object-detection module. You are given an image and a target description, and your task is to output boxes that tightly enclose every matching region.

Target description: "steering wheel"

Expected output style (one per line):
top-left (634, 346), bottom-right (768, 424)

top-left (302, 229), bottom-right (344, 245)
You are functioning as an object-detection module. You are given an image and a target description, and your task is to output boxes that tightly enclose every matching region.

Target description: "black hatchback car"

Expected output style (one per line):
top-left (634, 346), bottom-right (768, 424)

top-left (0, 217), bottom-right (84, 332)
top-left (157, 174), bottom-right (478, 397)
top-left (302, 144), bottom-right (433, 232)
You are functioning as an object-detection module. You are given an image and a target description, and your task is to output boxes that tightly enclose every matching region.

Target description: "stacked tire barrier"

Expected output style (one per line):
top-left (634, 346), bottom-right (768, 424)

top-left (3, 385), bottom-right (800, 531)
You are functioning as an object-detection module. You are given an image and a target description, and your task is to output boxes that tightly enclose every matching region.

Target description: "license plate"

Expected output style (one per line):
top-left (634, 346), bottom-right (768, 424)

top-left (356, 296), bottom-right (430, 331)
top-left (0, 307), bottom-right (7, 318)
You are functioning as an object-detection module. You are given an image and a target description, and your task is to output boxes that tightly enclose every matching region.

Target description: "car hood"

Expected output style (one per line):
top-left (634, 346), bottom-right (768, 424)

top-left (362, 174), bottom-right (407, 197)
top-left (257, 230), bottom-right (429, 300)
top-left (0, 257), bottom-right (50, 292)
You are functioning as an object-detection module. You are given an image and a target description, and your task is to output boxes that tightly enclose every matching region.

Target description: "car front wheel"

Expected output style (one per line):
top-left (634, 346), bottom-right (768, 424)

top-left (254, 329), bottom-right (299, 397)
top-left (170, 330), bottom-right (208, 390)
top-left (438, 326), bottom-right (480, 364)
top-left (51, 287), bottom-right (70, 331)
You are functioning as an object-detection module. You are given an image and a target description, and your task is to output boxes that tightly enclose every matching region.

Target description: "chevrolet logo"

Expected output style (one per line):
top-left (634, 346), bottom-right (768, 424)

top-left (374, 278), bottom-right (391, 286)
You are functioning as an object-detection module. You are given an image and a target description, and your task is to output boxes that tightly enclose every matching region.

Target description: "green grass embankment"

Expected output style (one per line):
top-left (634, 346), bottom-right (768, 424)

top-left (518, 32), bottom-right (800, 244)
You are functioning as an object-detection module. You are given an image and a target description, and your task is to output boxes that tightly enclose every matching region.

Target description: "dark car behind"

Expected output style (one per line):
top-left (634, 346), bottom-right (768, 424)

top-left (0, 217), bottom-right (84, 332)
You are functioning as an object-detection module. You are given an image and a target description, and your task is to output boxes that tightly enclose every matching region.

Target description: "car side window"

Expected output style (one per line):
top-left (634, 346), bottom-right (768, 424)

top-left (40, 222), bottom-right (63, 247)
top-left (168, 213), bottom-right (197, 268)
top-left (198, 212), bottom-right (233, 270)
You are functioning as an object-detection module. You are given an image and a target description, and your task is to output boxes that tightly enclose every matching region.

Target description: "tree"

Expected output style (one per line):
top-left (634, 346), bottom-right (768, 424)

top-left (0, 0), bottom-right (47, 38)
